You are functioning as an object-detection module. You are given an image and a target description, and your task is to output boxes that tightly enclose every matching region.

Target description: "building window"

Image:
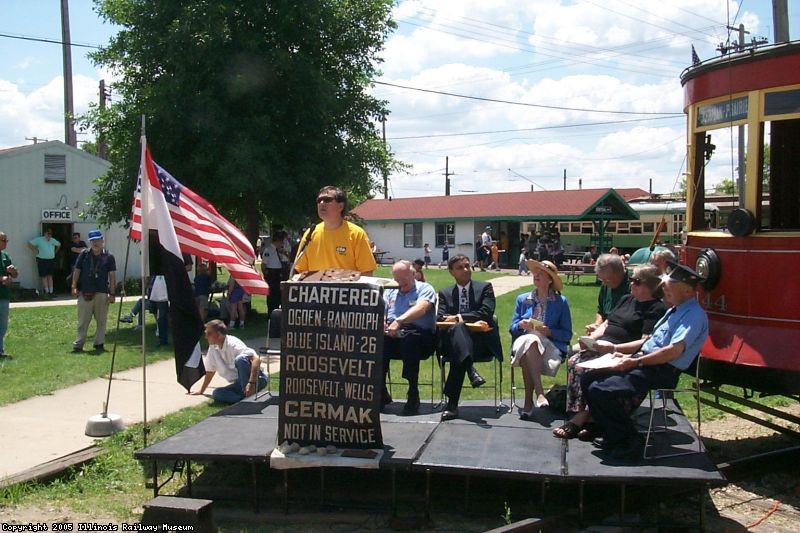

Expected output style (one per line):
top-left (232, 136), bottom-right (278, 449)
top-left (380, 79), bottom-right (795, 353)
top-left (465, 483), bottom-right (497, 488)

top-left (44, 154), bottom-right (66, 183)
top-left (435, 222), bottom-right (455, 247)
top-left (404, 222), bottom-right (422, 248)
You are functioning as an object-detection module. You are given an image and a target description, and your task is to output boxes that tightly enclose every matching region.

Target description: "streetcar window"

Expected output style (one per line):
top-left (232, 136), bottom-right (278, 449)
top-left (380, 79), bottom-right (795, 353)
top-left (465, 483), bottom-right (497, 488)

top-left (643, 222), bottom-right (654, 233)
top-left (559, 223), bottom-right (569, 233)
top-left (765, 118), bottom-right (800, 230)
top-left (570, 223), bottom-right (582, 233)
top-left (606, 223), bottom-right (617, 232)
top-left (629, 223), bottom-right (642, 234)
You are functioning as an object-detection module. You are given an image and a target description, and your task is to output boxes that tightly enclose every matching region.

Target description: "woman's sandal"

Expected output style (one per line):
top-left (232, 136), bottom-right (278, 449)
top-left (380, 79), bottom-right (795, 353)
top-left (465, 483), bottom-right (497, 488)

top-left (577, 422), bottom-right (601, 442)
top-left (552, 421), bottom-right (581, 439)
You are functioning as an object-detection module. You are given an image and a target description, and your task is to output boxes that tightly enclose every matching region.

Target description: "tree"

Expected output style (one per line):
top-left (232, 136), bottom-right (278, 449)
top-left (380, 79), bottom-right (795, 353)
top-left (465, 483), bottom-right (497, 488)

top-left (714, 177), bottom-right (735, 195)
top-left (82, 0), bottom-right (399, 243)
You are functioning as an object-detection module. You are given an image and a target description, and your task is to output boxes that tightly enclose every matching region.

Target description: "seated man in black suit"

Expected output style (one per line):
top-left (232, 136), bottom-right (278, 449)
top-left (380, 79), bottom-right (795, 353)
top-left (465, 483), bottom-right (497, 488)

top-left (437, 254), bottom-right (503, 421)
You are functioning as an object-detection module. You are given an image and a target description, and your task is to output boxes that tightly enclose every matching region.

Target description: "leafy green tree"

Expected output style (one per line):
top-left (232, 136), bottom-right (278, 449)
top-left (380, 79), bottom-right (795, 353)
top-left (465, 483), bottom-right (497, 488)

top-left (714, 177), bottom-right (735, 195)
top-left (82, 0), bottom-right (399, 242)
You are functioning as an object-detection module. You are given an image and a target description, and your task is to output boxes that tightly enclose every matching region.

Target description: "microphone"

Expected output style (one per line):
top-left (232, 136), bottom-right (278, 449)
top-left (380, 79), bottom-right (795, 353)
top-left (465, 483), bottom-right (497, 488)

top-left (289, 226), bottom-right (316, 277)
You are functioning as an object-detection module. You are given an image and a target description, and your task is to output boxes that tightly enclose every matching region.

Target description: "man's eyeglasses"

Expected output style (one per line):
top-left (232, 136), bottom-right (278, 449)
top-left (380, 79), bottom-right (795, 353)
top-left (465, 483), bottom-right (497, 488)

top-left (317, 196), bottom-right (336, 204)
top-left (631, 277), bottom-right (643, 286)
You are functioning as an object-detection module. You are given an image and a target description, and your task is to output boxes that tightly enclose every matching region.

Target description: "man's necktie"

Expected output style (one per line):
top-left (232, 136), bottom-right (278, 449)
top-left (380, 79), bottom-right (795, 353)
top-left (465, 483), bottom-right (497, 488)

top-left (459, 287), bottom-right (469, 313)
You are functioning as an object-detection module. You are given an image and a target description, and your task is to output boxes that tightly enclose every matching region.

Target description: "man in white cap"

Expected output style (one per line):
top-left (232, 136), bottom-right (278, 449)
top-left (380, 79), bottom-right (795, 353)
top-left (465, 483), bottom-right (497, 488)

top-left (71, 230), bottom-right (116, 353)
top-left (581, 262), bottom-right (708, 459)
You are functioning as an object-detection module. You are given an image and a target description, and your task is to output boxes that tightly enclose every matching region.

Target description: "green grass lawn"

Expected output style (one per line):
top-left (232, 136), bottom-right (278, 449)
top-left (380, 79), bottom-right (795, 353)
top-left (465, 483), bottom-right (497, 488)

top-left (0, 295), bottom-right (271, 407)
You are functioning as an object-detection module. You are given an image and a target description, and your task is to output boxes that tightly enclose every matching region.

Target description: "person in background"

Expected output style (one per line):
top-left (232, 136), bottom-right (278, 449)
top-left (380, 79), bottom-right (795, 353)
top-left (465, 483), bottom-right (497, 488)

top-left (518, 249), bottom-right (529, 276)
top-left (0, 231), bottom-right (19, 359)
top-left (439, 242), bottom-right (450, 268)
top-left (423, 243), bottom-right (432, 269)
top-left (194, 262), bottom-right (212, 322)
top-left (582, 244), bottom-right (597, 265)
top-left (649, 248), bottom-right (676, 274)
top-left (585, 254), bottom-right (629, 334)
top-left (190, 319), bottom-right (267, 403)
top-left (294, 185), bottom-right (376, 275)
top-left (71, 230), bottom-right (116, 353)
top-left (28, 228), bottom-right (60, 298)
top-left (261, 233), bottom-right (285, 315)
top-left (227, 276), bottom-right (246, 329)
top-left (68, 232), bottom-right (87, 282)
top-left (412, 258), bottom-right (426, 282)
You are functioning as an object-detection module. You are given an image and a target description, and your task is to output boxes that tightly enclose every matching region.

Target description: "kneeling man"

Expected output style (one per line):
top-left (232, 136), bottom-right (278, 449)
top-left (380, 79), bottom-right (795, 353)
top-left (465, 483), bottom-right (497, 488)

top-left (582, 262), bottom-right (708, 458)
top-left (191, 319), bottom-right (267, 403)
top-left (382, 260), bottom-right (437, 415)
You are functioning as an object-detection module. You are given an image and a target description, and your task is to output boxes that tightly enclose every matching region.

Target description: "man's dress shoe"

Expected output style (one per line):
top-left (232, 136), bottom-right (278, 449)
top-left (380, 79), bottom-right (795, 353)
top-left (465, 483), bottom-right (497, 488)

top-left (468, 367), bottom-right (486, 388)
top-left (441, 408), bottom-right (459, 421)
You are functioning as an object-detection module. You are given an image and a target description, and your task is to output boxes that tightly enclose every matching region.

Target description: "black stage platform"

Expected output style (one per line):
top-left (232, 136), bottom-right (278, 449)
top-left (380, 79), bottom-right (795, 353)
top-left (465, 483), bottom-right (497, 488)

top-left (135, 395), bottom-right (725, 522)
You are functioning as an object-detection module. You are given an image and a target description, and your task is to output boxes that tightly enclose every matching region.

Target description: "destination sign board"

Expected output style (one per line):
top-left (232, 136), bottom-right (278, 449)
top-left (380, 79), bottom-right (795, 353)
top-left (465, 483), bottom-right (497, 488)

top-left (278, 281), bottom-right (385, 449)
top-left (697, 96), bottom-right (748, 127)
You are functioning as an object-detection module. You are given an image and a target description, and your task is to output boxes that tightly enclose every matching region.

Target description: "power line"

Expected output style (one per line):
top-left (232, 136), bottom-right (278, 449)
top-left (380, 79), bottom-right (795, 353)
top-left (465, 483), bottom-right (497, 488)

top-left (0, 31), bottom-right (100, 49)
top-left (389, 115), bottom-right (682, 141)
top-left (374, 81), bottom-right (680, 116)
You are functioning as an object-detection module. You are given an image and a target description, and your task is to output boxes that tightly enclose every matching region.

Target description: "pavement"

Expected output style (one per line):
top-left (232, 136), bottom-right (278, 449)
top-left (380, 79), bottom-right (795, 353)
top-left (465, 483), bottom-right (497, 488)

top-left (0, 271), bottom-right (532, 483)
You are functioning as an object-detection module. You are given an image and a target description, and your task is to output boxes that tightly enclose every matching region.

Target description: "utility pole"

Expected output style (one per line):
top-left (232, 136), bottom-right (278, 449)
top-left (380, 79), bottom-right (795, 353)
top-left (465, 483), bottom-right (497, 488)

top-left (773, 0), bottom-right (789, 43)
top-left (98, 80), bottom-right (109, 159)
top-left (443, 156), bottom-right (455, 196)
top-left (563, 169), bottom-right (566, 190)
top-left (381, 116), bottom-right (388, 199)
top-left (60, 0), bottom-right (76, 147)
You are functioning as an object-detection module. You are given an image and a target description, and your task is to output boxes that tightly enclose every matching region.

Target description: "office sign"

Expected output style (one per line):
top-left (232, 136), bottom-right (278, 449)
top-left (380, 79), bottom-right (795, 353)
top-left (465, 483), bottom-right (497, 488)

top-left (42, 209), bottom-right (73, 222)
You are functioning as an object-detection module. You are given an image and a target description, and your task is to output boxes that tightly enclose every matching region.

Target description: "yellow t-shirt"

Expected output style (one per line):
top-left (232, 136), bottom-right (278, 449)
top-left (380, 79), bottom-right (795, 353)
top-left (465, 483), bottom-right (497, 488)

top-left (295, 220), bottom-right (377, 273)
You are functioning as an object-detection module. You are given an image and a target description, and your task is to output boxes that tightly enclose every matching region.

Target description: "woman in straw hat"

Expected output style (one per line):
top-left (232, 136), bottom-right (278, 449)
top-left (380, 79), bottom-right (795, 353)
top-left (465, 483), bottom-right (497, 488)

top-left (509, 260), bottom-right (573, 416)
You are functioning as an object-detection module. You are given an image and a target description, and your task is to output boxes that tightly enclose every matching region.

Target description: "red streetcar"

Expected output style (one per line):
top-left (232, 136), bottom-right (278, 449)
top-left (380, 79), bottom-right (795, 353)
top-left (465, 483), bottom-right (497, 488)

top-left (681, 41), bottom-right (800, 413)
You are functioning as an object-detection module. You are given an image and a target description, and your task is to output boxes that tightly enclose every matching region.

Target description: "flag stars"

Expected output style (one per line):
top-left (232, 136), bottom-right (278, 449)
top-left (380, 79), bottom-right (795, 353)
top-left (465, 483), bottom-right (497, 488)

top-left (156, 166), bottom-right (182, 206)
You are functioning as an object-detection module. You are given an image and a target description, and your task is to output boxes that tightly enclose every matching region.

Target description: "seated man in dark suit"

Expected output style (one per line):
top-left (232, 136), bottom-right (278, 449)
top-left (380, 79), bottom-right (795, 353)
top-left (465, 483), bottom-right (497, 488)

top-left (437, 254), bottom-right (503, 421)
top-left (383, 260), bottom-right (437, 415)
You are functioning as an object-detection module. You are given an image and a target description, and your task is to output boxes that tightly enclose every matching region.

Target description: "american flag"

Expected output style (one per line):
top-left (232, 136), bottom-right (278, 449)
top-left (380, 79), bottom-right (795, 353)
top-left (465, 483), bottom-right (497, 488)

top-left (130, 145), bottom-right (268, 296)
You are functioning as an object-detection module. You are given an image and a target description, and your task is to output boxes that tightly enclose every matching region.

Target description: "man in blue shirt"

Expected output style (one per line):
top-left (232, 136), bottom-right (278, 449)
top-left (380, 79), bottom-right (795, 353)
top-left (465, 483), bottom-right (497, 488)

top-left (71, 230), bottom-right (116, 353)
top-left (382, 260), bottom-right (437, 415)
top-left (581, 262), bottom-right (708, 459)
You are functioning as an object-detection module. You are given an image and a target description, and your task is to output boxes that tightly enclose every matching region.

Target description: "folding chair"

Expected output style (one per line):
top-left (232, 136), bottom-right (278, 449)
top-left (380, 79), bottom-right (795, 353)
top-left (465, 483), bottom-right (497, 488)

top-left (386, 332), bottom-right (438, 408)
top-left (386, 296), bottom-right (439, 408)
top-left (510, 344), bottom-right (570, 410)
top-left (437, 316), bottom-right (505, 412)
top-left (642, 357), bottom-right (703, 459)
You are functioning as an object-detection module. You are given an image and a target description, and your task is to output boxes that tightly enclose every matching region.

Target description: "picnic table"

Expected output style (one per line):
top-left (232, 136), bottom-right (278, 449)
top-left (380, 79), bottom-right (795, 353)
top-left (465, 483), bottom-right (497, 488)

top-left (373, 250), bottom-right (392, 265)
top-left (559, 260), bottom-right (596, 284)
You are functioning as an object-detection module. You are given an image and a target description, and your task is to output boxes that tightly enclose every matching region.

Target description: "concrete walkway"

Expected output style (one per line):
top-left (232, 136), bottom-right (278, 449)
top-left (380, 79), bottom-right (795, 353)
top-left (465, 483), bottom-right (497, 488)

top-left (0, 272), bottom-right (532, 482)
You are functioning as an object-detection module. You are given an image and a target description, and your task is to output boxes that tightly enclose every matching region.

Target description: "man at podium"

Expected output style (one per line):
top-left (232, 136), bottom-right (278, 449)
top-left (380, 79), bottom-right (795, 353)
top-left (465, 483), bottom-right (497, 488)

top-left (294, 186), bottom-right (377, 276)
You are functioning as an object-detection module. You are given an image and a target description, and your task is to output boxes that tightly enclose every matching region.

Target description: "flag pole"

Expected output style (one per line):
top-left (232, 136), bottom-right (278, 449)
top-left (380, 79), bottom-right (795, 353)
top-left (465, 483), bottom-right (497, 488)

top-left (140, 114), bottom-right (150, 448)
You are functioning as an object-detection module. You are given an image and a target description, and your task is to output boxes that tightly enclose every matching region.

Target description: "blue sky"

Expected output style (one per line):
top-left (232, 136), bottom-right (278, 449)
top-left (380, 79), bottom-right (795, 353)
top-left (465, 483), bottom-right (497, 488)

top-left (1, 1), bottom-right (797, 197)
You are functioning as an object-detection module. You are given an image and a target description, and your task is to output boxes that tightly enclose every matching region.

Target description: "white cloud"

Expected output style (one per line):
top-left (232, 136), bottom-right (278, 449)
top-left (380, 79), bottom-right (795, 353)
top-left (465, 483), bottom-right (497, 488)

top-left (0, 74), bottom-right (100, 148)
